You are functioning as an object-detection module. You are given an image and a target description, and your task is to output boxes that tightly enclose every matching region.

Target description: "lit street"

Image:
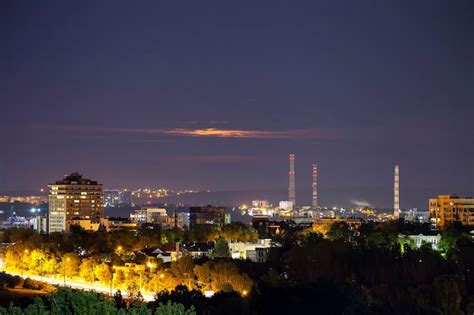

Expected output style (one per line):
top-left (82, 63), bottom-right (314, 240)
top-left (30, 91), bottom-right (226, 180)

top-left (5, 271), bottom-right (155, 302)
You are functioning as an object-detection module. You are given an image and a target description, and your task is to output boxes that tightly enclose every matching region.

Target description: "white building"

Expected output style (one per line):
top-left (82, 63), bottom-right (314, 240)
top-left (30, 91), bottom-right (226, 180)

top-left (30, 216), bottom-right (48, 234)
top-left (130, 208), bottom-right (167, 224)
top-left (279, 201), bottom-right (294, 211)
top-left (401, 234), bottom-right (441, 250)
top-left (228, 239), bottom-right (278, 263)
top-left (252, 200), bottom-right (272, 208)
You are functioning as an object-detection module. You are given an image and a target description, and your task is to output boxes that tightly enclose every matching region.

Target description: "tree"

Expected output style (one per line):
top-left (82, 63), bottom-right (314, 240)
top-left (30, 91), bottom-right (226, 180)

top-left (431, 275), bottom-right (463, 315)
top-left (28, 249), bottom-right (49, 275)
top-left (94, 263), bottom-right (112, 285)
top-left (153, 285), bottom-right (204, 313)
top-left (114, 269), bottom-right (126, 290)
top-left (155, 300), bottom-right (196, 315)
top-left (171, 254), bottom-right (195, 289)
top-left (212, 238), bottom-right (230, 258)
top-left (194, 260), bottom-right (252, 295)
top-left (327, 222), bottom-right (354, 242)
top-left (48, 289), bottom-right (118, 314)
top-left (79, 258), bottom-right (95, 283)
top-left (61, 253), bottom-right (81, 278)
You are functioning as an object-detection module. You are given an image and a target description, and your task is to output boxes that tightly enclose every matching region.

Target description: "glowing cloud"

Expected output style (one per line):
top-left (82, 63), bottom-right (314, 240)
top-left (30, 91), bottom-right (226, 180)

top-left (33, 125), bottom-right (345, 140)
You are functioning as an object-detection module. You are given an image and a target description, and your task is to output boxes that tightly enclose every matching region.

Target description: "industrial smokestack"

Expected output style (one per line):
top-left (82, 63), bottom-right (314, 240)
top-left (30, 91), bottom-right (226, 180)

top-left (312, 163), bottom-right (318, 208)
top-left (394, 165), bottom-right (400, 218)
top-left (289, 154), bottom-right (296, 207)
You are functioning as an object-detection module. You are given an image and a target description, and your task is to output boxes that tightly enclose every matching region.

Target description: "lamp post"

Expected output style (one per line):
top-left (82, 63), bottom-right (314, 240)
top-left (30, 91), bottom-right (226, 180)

top-left (110, 265), bottom-right (115, 296)
top-left (21, 249), bottom-right (29, 278)
top-left (39, 258), bottom-right (44, 282)
top-left (63, 257), bottom-right (70, 286)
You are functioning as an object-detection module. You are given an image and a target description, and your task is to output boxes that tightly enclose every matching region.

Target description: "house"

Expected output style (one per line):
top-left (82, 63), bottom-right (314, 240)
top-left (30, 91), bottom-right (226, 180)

top-left (228, 239), bottom-right (280, 263)
top-left (181, 242), bottom-right (214, 258)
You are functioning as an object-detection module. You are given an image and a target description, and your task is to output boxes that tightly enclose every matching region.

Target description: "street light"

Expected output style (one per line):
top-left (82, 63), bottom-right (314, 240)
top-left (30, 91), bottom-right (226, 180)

top-left (39, 258), bottom-right (45, 282)
top-left (63, 257), bottom-right (70, 286)
top-left (110, 264), bottom-right (116, 295)
top-left (21, 249), bottom-right (29, 278)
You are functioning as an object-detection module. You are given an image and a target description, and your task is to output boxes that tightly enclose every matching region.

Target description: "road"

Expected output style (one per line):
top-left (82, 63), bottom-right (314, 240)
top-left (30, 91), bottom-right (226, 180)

top-left (5, 271), bottom-right (155, 302)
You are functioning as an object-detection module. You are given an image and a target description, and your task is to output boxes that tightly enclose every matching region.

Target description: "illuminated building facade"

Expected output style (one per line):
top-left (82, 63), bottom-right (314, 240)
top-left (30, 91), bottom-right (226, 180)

top-left (429, 194), bottom-right (474, 228)
top-left (130, 207), bottom-right (167, 224)
top-left (104, 189), bottom-right (120, 207)
top-left (119, 190), bottom-right (132, 206)
top-left (48, 172), bottom-right (104, 233)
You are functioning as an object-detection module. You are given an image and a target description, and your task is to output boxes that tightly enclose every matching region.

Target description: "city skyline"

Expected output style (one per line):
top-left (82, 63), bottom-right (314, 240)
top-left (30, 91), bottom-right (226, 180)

top-left (1, 2), bottom-right (473, 209)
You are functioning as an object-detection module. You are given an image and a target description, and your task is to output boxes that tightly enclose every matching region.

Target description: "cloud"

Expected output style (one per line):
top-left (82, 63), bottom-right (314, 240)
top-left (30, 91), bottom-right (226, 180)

top-left (108, 127), bottom-right (342, 139)
top-left (33, 125), bottom-right (343, 140)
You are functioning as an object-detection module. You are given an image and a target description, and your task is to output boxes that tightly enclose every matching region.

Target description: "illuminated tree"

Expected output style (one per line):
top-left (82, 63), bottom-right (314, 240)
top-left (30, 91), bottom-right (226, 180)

top-left (79, 258), bottom-right (95, 283)
top-left (171, 254), bottom-right (195, 289)
top-left (94, 263), bottom-right (112, 285)
top-left (312, 224), bottom-right (330, 236)
top-left (113, 269), bottom-right (126, 290)
top-left (61, 253), bottom-right (81, 278)
top-left (28, 249), bottom-right (48, 276)
top-left (42, 257), bottom-right (58, 275)
top-left (194, 260), bottom-right (252, 295)
top-left (4, 247), bottom-right (21, 270)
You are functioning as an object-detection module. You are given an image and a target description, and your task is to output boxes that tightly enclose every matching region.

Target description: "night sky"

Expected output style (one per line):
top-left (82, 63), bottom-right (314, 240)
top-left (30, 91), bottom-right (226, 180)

top-left (1, 1), bottom-right (473, 208)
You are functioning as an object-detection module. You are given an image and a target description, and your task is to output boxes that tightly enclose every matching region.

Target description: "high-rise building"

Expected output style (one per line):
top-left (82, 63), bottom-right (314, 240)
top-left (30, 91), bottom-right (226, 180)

top-left (288, 154), bottom-right (296, 207)
top-left (312, 163), bottom-right (318, 208)
top-left (189, 205), bottom-right (226, 229)
top-left (104, 189), bottom-right (120, 207)
top-left (119, 190), bottom-right (132, 206)
top-left (429, 195), bottom-right (474, 228)
top-left (393, 165), bottom-right (400, 218)
top-left (48, 172), bottom-right (104, 233)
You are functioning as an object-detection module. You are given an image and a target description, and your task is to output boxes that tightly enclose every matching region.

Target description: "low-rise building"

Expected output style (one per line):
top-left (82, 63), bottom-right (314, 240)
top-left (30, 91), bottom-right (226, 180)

top-left (228, 239), bottom-right (279, 263)
top-left (181, 243), bottom-right (214, 258)
top-left (130, 208), bottom-right (167, 224)
top-left (189, 205), bottom-right (226, 229)
top-left (400, 233), bottom-right (441, 250)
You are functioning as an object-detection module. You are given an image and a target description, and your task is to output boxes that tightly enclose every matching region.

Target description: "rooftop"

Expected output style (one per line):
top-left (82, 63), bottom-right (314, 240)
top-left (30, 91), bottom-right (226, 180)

top-left (51, 172), bottom-right (100, 185)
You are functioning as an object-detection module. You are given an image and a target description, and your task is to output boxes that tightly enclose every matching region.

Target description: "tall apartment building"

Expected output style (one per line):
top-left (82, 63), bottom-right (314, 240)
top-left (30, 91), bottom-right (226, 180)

top-left (429, 194), bottom-right (474, 228)
top-left (104, 189), bottom-right (120, 207)
top-left (48, 172), bottom-right (104, 233)
top-left (189, 205), bottom-right (226, 229)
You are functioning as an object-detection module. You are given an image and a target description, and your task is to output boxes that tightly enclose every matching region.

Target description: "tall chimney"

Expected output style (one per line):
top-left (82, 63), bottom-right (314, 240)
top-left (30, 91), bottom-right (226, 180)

top-left (394, 165), bottom-right (400, 218)
top-left (312, 163), bottom-right (318, 208)
top-left (288, 154), bottom-right (296, 208)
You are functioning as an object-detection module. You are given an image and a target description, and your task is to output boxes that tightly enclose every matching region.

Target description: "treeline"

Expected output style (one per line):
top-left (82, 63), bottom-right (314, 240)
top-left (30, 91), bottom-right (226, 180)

top-left (1, 222), bottom-right (257, 258)
top-left (0, 288), bottom-right (195, 315)
top-left (2, 220), bottom-right (474, 314)
top-left (247, 221), bottom-right (474, 314)
top-left (4, 249), bottom-right (252, 298)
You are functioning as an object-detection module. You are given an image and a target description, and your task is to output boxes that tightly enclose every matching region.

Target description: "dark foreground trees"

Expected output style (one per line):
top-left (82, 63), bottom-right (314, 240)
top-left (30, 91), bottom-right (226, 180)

top-left (0, 288), bottom-right (195, 315)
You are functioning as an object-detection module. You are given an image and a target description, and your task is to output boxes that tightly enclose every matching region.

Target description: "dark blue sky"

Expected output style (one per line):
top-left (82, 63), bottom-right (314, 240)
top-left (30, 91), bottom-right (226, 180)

top-left (1, 1), bottom-right (473, 208)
